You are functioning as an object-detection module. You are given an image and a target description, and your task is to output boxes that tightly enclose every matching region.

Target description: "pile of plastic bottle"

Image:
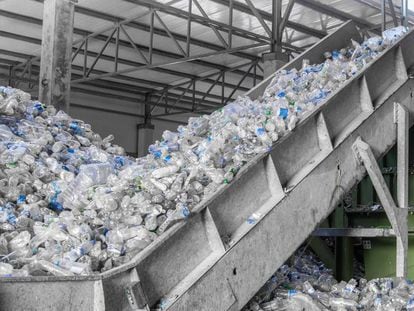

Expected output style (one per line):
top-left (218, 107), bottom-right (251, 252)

top-left (0, 27), bottom-right (407, 277)
top-left (243, 250), bottom-right (414, 311)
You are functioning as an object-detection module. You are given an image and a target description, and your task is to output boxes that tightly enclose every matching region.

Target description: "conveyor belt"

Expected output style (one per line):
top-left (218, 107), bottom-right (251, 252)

top-left (1, 21), bottom-right (414, 311)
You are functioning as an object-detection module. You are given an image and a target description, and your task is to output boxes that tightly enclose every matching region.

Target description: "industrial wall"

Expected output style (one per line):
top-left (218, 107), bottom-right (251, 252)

top-left (69, 93), bottom-right (192, 155)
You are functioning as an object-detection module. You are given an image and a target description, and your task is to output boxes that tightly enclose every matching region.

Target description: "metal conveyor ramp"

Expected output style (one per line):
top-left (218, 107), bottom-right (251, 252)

top-left (1, 21), bottom-right (414, 311)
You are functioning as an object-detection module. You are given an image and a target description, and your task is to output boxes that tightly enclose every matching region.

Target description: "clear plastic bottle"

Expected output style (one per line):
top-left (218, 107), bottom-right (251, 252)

top-left (260, 300), bottom-right (281, 311)
top-left (53, 258), bottom-right (91, 275)
top-left (407, 297), bottom-right (414, 311)
top-left (8, 230), bottom-right (31, 258)
top-left (106, 229), bottom-right (124, 257)
top-left (0, 262), bottom-right (13, 276)
top-left (26, 259), bottom-right (74, 276)
top-left (329, 297), bottom-right (358, 310)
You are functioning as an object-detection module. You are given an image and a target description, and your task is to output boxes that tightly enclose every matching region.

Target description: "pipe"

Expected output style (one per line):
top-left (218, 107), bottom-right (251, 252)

top-left (401, 0), bottom-right (408, 27)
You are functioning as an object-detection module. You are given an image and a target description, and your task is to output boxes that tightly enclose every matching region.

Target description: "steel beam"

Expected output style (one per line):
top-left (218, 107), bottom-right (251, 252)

top-left (193, 0), bottom-right (228, 47)
top-left (313, 228), bottom-right (396, 237)
top-left (69, 43), bottom-right (265, 84)
top-left (126, 0), bottom-right (267, 42)
top-left (397, 102), bottom-right (409, 277)
top-left (154, 12), bottom-right (186, 56)
top-left (353, 138), bottom-right (408, 277)
top-left (388, 0), bottom-right (399, 27)
top-left (149, 61), bottom-right (256, 95)
top-left (39, 0), bottom-right (75, 111)
top-left (4, 53), bottom-right (253, 110)
top-left (0, 31), bottom-right (255, 96)
top-left (0, 72), bottom-right (34, 86)
top-left (4, 64), bottom-right (222, 112)
top-left (73, 47), bottom-right (255, 92)
top-left (0, 10), bottom-right (262, 81)
top-left (295, 0), bottom-right (377, 31)
top-left (228, 0), bottom-right (233, 48)
top-left (5, 62), bottom-right (217, 114)
top-left (85, 28), bottom-right (116, 77)
top-left (224, 62), bottom-right (255, 104)
top-left (354, 0), bottom-right (414, 25)
top-left (402, 0), bottom-right (409, 27)
top-left (0, 58), bottom-right (18, 66)
top-left (244, 0), bottom-right (272, 37)
top-left (1, 72), bottom-right (212, 114)
top-left (137, 93), bottom-right (155, 157)
top-left (280, 0), bottom-right (295, 38)
top-left (79, 26), bottom-right (259, 78)
top-left (49, 61), bottom-right (231, 102)
top-left (125, 0), bottom-right (303, 53)
top-left (271, 0), bottom-right (283, 53)
top-left (2, 50), bottom-right (230, 102)
top-left (78, 0), bottom-right (316, 44)
top-left (209, 0), bottom-right (326, 39)
top-left (0, 49), bottom-right (33, 60)
top-left (397, 103), bottom-right (409, 210)
top-left (32, 0), bottom-right (262, 61)
top-left (308, 237), bottom-right (335, 269)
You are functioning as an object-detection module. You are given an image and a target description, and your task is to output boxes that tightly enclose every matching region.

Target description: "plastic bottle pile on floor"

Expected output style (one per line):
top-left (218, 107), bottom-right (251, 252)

top-left (0, 27), bottom-right (408, 277)
top-left (243, 250), bottom-right (414, 311)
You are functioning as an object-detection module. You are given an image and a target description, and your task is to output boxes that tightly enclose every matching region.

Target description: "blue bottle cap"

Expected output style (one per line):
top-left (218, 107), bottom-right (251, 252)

top-left (17, 194), bottom-right (26, 204)
top-left (278, 108), bottom-right (289, 119)
top-left (181, 205), bottom-right (190, 218)
top-left (277, 90), bottom-right (286, 98)
top-left (255, 127), bottom-right (266, 136)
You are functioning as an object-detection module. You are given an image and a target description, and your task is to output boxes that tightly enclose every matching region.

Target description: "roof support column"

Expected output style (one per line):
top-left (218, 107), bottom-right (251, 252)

top-left (401, 0), bottom-right (408, 27)
top-left (262, 0), bottom-right (289, 78)
top-left (262, 52), bottom-right (289, 78)
top-left (137, 93), bottom-right (155, 157)
top-left (39, 0), bottom-right (76, 112)
top-left (271, 0), bottom-right (282, 53)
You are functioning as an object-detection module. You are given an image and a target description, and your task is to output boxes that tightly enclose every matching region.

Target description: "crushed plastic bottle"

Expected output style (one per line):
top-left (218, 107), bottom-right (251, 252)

top-left (0, 26), bottom-right (408, 277)
top-left (243, 248), bottom-right (414, 311)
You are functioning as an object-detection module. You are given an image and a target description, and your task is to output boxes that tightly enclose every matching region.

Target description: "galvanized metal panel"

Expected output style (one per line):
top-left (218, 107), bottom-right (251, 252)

top-left (270, 113), bottom-right (331, 188)
top-left (0, 279), bottom-right (104, 311)
top-left (323, 76), bottom-right (373, 146)
top-left (365, 45), bottom-right (408, 107)
top-left (166, 76), bottom-right (414, 311)
top-left (400, 30), bottom-right (414, 70)
top-left (135, 210), bottom-right (224, 306)
top-left (208, 155), bottom-right (283, 242)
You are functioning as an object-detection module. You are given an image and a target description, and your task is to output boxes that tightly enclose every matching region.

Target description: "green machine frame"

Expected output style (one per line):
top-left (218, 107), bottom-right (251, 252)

top-left (312, 127), bottom-right (414, 281)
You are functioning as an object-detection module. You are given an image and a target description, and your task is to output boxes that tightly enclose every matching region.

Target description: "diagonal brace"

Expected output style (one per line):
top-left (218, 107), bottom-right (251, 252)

top-left (193, 0), bottom-right (228, 48)
top-left (352, 137), bottom-right (408, 277)
top-left (244, 0), bottom-right (272, 37)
